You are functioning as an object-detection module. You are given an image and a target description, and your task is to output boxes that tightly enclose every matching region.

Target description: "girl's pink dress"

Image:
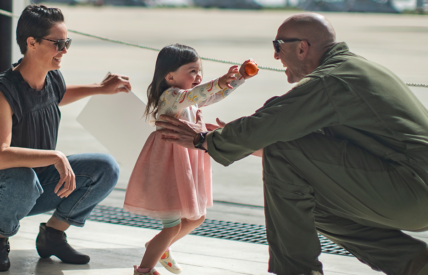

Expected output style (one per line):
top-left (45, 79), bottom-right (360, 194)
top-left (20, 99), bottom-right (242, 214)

top-left (124, 75), bottom-right (245, 220)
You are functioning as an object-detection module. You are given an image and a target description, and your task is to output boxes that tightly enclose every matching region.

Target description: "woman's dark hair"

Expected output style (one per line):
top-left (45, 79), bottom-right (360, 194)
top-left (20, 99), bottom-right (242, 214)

top-left (145, 43), bottom-right (200, 119)
top-left (16, 4), bottom-right (64, 54)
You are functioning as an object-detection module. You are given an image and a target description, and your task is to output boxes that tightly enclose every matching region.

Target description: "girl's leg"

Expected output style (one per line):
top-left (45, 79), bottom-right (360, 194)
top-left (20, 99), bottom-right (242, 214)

top-left (141, 216), bottom-right (205, 274)
top-left (169, 215), bottom-right (205, 246)
top-left (140, 223), bottom-right (181, 269)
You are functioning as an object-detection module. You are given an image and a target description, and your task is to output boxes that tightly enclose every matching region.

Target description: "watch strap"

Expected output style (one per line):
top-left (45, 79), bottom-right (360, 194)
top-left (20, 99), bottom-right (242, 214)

top-left (194, 132), bottom-right (208, 152)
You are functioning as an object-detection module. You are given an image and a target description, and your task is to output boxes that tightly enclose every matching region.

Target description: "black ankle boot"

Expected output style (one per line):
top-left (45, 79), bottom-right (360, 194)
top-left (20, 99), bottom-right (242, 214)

top-left (0, 238), bottom-right (10, 272)
top-left (36, 223), bottom-right (90, 264)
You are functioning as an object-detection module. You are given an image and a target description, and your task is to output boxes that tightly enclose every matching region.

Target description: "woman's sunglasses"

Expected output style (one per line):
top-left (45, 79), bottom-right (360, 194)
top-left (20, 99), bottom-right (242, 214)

top-left (272, 39), bottom-right (311, 53)
top-left (40, 37), bottom-right (72, 52)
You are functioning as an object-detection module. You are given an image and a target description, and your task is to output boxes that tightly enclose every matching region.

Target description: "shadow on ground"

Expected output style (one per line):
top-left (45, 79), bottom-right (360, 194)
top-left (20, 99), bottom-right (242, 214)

top-left (9, 247), bottom-right (146, 275)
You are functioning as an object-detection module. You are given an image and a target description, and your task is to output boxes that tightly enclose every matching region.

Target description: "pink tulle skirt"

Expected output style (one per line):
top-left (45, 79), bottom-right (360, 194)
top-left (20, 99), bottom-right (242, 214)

top-left (123, 131), bottom-right (212, 220)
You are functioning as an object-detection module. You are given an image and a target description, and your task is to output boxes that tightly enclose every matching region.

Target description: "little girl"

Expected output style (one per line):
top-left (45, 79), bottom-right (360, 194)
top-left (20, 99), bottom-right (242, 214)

top-left (124, 43), bottom-right (256, 275)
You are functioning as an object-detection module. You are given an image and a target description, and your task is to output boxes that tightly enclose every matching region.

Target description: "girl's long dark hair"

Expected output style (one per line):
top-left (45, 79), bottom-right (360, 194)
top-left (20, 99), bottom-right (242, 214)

top-left (145, 43), bottom-right (200, 119)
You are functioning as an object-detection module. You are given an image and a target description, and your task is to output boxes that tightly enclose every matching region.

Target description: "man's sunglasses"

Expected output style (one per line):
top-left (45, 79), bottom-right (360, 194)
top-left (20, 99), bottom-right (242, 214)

top-left (272, 39), bottom-right (311, 53)
top-left (40, 37), bottom-right (72, 52)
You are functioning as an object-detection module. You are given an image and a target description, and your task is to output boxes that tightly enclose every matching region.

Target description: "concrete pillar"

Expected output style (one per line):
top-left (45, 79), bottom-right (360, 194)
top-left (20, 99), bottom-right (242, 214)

top-left (416, 0), bottom-right (424, 12)
top-left (0, 0), bottom-right (13, 72)
top-left (12, 0), bottom-right (30, 63)
top-left (0, 0), bottom-right (28, 72)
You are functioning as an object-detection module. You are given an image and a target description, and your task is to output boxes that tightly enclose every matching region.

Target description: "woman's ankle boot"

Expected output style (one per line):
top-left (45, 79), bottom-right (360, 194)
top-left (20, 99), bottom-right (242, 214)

top-left (36, 223), bottom-right (90, 264)
top-left (0, 238), bottom-right (10, 272)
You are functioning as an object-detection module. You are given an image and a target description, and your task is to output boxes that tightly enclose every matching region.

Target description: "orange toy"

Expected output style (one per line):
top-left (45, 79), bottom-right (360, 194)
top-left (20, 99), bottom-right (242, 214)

top-left (245, 61), bottom-right (259, 76)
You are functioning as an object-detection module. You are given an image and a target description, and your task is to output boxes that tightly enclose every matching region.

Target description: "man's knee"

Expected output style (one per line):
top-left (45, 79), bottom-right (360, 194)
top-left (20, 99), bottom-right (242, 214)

top-left (392, 203), bottom-right (428, 231)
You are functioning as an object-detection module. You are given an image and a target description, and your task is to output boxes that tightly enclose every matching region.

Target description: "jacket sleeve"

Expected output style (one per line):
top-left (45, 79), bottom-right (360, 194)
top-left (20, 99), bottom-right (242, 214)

top-left (207, 78), bottom-right (340, 166)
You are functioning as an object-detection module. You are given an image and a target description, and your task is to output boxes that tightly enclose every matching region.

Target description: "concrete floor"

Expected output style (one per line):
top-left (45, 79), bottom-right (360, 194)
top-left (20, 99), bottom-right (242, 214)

top-left (4, 4), bottom-right (428, 275)
top-left (5, 199), bottom-right (428, 275)
top-left (7, 213), bottom-right (385, 275)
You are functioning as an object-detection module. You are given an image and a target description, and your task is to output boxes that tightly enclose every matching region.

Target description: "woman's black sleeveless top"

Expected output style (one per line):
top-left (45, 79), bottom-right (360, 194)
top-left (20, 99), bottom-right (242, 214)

top-left (0, 60), bottom-right (66, 172)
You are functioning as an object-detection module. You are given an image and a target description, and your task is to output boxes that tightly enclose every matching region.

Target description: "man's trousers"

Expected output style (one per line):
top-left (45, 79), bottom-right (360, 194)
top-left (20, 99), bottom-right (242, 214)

top-left (263, 133), bottom-right (428, 275)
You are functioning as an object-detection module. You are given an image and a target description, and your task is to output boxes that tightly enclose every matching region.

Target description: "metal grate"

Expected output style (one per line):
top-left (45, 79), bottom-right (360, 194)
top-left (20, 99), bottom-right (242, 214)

top-left (83, 205), bottom-right (352, 257)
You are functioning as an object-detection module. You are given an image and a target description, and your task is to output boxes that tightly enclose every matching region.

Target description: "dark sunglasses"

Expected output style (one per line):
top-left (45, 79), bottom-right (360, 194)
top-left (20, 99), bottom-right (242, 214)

top-left (40, 37), bottom-right (72, 52)
top-left (272, 39), bottom-right (311, 53)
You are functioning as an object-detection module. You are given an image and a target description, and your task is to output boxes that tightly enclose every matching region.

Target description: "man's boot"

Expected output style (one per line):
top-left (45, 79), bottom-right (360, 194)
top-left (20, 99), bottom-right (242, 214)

top-left (36, 223), bottom-right (90, 264)
top-left (0, 238), bottom-right (10, 272)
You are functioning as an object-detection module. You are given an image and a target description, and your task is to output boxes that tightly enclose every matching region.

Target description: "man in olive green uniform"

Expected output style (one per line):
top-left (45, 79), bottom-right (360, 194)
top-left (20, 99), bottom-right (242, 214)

top-left (156, 13), bottom-right (428, 275)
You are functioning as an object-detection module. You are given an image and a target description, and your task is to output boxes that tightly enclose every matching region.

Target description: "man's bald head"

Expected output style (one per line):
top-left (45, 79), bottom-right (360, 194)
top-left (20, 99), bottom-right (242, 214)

top-left (273, 13), bottom-right (337, 83)
top-left (278, 13), bottom-right (336, 54)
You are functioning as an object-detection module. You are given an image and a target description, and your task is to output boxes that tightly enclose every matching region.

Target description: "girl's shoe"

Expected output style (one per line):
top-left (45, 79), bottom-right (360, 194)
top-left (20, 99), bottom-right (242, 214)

top-left (145, 243), bottom-right (182, 274)
top-left (159, 249), bottom-right (182, 274)
top-left (133, 265), bottom-right (161, 275)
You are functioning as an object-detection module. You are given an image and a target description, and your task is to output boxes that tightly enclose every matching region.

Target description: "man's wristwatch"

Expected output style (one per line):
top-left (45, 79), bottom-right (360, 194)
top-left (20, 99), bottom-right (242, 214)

top-left (193, 132), bottom-right (208, 152)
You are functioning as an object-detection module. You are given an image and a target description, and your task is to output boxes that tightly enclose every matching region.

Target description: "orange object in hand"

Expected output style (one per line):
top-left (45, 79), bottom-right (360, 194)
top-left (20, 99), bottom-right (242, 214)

top-left (245, 61), bottom-right (259, 76)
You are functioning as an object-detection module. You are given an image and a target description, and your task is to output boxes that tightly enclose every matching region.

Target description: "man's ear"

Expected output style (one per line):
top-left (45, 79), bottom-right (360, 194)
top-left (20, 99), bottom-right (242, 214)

top-left (26, 37), bottom-right (38, 51)
top-left (297, 41), bottom-right (310, 60)
top-left (165, 72), bottom-right (175, 85)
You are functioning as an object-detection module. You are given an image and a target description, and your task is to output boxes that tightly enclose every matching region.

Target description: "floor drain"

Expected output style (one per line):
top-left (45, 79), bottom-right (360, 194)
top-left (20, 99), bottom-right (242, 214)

top-left (82, 205), bottom-right (352, 257)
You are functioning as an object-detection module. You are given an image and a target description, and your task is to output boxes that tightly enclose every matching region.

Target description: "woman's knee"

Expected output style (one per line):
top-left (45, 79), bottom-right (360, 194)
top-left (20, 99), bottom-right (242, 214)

top-left (93, 154), bottom-right (120, 187)
top-left (0, 168), bottom-right (42, 228)
top-left (73, 153), bottom-right (119, 190)
top-left (0, 167), bottom-right (42, 200)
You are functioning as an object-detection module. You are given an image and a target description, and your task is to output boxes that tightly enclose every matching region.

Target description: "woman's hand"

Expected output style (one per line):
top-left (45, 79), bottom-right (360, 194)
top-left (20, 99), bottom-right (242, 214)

top-left (53, 152), bottom-right (76, 198)
top-left (60, 73), bottom-right (132, 106)
top-left (100, 73), bottom-right (132, 95)
top-left (218, 65), bottom-right (239, 89)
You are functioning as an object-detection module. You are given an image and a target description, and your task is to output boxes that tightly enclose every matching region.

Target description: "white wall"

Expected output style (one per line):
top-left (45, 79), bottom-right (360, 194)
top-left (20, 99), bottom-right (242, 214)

top-left (392, 0), bottom-right (417, 11)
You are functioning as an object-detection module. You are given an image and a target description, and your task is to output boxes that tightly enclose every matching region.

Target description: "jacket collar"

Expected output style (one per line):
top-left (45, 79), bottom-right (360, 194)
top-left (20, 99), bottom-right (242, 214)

top-left (318, 42), bottom-right (349, 65)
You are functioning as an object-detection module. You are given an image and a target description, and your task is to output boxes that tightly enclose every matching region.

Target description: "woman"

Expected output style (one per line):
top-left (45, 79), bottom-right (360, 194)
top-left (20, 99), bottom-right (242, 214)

top-left (0, 4), bottom-right (131, 271)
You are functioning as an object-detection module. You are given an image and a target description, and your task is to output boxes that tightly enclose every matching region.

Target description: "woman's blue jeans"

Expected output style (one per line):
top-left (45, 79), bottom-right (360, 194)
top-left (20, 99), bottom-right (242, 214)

top-left (0, 153), bottom-right (119, 237)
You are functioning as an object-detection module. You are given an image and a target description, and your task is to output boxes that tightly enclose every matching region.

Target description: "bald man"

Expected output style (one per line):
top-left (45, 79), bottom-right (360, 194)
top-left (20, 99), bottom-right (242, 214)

top-left (156, 13), bottom-right (428, 275)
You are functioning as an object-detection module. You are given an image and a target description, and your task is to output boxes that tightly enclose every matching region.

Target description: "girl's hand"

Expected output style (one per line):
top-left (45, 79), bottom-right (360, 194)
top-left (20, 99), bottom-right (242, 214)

top-left (206, 117), bottom-right (226, 131)
top-left (218, 65), bottom-right (239, 89)
top-left (100, 73), bottom-right (132, 94)
top-left (239, 59), bottom-right (258, 79)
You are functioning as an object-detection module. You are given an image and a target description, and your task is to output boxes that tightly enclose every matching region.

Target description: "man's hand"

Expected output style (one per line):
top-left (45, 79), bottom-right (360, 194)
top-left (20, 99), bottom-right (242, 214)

top-left (53, 152), bottom-right (76, 198)
top-left (100, 73), bottom-right (132, 95)
top-left (156, 114), bottom-right (205, 150)
top-left (195, 109), bottom-right (208, 132)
